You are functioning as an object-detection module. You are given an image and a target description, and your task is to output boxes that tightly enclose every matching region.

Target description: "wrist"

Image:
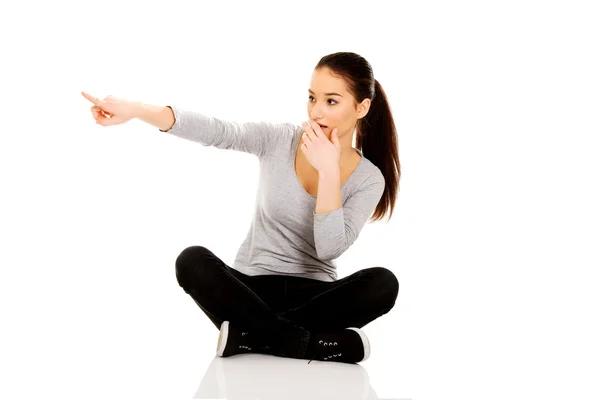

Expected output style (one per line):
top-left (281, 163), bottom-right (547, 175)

top-left (318, 165), bottom-right (340, 178)
top-left (130, 101), bottom-right (145, 119)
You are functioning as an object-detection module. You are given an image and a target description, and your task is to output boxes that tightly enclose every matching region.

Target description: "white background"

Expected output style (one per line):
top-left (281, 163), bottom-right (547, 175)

top-left (1, 1), bottom-right (599, 399)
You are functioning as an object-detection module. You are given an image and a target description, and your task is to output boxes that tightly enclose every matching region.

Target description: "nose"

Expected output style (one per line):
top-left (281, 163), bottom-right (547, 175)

top-left (309, 103), bottom-right (325, 121)
top-left (310, 110), bottom-right (323, 121)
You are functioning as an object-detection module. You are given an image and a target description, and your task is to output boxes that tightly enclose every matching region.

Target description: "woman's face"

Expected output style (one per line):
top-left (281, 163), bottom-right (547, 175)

top-left (307, 68), bottom-right (369, 141)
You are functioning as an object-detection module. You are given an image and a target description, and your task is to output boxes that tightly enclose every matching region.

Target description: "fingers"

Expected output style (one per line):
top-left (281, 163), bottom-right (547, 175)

top-left (309, 121), bottom-right (326, 138)
top-left (301, 131), bottom-right (313, 150)
top-left (91, 105), bottom-right (100, 119)
top-left (305, 121), bottom-right (326, 140)
top-left (301, 123), bottom-right (309, 144)
top-left (302, 121), bottom-right (318, 143)
top-left (81, 91), bottom-right (103, 106)
top-left (301, 129), bottom-right (312, 145)
top-left (85, 92), bottom-right (121, 126)
top-left (96, 115), bottom-right (122, 126)
top-left (90, 105), bottom-right (113, 121)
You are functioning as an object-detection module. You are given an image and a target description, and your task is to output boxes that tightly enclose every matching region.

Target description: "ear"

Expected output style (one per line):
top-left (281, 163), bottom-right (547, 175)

top-left (357, 98), bottom-right (371, 119)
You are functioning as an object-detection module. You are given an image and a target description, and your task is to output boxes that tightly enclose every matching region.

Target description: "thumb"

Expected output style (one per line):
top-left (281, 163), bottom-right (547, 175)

top-left (331, 128), bottom-right (340, 143)
top-left (96, 115), bottom-right (124, 126)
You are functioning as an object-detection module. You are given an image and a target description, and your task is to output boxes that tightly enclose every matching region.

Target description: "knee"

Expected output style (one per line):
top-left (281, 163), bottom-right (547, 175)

top-left (366, 266), bottom-right (399, 308)
top-left (175, 245), bottom-right (212, 288)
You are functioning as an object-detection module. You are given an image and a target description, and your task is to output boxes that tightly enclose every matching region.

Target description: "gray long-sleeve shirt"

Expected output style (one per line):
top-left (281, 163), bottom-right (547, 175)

top-left (160, 106), bottom-right (385, 282)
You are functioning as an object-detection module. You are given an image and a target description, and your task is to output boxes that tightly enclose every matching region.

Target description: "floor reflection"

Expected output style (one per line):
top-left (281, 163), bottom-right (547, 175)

top-left (193, 353), bottom-right (382, 399)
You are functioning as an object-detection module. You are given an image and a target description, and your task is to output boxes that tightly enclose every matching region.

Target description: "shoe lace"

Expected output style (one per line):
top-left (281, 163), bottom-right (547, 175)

top-left (307, 337), bottom-right (318, 364)
top-left (307, 339), bottom-right (339, 364)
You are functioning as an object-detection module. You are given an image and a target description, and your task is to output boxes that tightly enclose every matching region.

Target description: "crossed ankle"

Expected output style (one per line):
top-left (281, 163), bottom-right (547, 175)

top-left (217, 321), bottom-right (314, 359)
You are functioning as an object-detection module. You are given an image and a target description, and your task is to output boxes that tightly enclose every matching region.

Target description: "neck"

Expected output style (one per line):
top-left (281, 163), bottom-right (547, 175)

top-left (340, 146), bottom-right (356, 162)
top-left (332, 128), bottom-right (358, 165)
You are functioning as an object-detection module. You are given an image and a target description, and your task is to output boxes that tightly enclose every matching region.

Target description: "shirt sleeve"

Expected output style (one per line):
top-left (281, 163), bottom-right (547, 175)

top-left (159, 105), bottom-right (289, 158)
top-left (312, 173), bottom-right (386, 261)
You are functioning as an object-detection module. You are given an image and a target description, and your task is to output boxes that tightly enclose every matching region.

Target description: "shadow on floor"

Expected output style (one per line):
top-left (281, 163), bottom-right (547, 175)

top-left (193, 353), bottom-right (383, 399)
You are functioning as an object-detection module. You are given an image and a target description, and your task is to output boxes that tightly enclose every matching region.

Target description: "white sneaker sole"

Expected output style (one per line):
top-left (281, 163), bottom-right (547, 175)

top-left (216, 321), bottom-right (229, 357)
top-left (347, 327), bottom-right (370, 362)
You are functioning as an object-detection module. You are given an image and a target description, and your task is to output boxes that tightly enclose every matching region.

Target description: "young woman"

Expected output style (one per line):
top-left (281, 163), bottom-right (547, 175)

top-left (82, 51), bottom-right (401, 365)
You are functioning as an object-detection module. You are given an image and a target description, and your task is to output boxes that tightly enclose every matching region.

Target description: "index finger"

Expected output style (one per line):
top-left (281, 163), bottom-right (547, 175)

top-left (301, 122), bottom-right (316, 139)
top-left (81, 91), bottom-right (102, 106)
top-left (307, 121), bottom-right (324, 139)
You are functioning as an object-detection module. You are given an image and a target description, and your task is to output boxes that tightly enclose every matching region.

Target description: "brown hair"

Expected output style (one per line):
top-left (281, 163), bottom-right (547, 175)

top-left (315, 52), bottom-right (400, 222)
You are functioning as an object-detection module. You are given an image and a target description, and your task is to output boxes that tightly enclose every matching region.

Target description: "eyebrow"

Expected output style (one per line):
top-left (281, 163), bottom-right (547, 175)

top-left (308, 89), bottom-right (343, 97)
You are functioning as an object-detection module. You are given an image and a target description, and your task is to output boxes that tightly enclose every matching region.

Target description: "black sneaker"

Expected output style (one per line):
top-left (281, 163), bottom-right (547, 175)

top-left (307, 327), bottom-right (371, 364)
top-left (216, 321), bottom-right (255, 357)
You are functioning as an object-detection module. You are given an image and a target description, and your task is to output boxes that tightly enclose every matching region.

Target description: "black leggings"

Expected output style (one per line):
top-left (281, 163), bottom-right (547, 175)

top-left (175, 245), bottom-right (399, 358)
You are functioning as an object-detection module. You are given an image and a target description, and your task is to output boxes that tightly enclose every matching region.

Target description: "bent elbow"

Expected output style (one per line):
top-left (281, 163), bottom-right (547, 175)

top-left (316, 245), bottom-right (345, 262)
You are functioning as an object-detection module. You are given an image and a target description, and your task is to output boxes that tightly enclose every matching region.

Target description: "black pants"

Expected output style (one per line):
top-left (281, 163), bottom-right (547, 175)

top-left (175, 245), bottom-right (399, 358)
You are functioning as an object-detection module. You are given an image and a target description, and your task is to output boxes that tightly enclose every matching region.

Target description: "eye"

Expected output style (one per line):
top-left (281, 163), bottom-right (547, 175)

top-left (308, 95), bottom-right (337, 105)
